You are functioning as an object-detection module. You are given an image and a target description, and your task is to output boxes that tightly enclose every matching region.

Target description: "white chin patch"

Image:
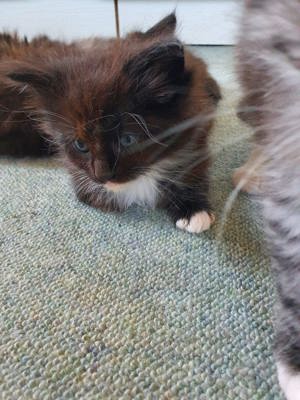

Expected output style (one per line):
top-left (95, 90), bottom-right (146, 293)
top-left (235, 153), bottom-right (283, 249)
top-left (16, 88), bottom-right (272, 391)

top-left (176, 211), bottom-right (215, 234)
top-left (104, 173), bottom-right (159, 209)
top-left (104, 181), bottom-right (126, 193)
top-left (277, 361), bottom-right (300, 400)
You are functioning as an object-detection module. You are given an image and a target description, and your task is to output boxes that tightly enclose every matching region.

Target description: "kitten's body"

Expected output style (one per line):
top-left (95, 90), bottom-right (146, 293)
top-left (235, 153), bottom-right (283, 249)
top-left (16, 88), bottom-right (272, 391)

top-left (0, 14), bottom-right (221, 232)
top-left (236, 1), bottom-right (300, 399)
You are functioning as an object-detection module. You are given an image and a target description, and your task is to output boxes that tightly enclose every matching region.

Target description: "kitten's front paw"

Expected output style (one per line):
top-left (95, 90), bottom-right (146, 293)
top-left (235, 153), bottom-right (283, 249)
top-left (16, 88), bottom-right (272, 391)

top-left (176, 211), bottom-right (215, 234)
top-left (277, 361), bottom-right (300, 400)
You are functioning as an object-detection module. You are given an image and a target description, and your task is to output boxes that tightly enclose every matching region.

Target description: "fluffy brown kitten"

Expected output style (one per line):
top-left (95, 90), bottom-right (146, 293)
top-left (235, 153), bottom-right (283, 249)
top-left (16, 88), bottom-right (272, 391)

top-left (0, 14), bottom-right (221, 233)
top-left (236, 1), bottom-right (300, 399)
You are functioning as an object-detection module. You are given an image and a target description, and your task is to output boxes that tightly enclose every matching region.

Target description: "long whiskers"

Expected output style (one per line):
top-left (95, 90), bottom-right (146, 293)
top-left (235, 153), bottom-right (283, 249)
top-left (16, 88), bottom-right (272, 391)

top-left (123, 112), bottom-right (167, 147)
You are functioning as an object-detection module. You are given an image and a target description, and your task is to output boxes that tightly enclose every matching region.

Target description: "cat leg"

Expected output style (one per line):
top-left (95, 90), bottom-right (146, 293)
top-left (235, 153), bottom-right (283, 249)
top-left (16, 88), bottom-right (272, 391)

top-left (275, 298), bottom-right (300, 400)
top-left (176, 210), bottom-right (215, 234)
top-left (162, 176), bottom-right (214, 234)
top-left (277, 362), bottom-right (300, 400)
top-left (232, 146), bottom-right (264, 194)
top-left (0, 123), bottom-right (51, 157)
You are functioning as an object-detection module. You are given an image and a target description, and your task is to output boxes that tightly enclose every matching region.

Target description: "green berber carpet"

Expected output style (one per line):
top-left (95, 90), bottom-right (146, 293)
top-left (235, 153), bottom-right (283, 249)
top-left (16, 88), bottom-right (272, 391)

top-left (0, 47), bottom-right (283, 399)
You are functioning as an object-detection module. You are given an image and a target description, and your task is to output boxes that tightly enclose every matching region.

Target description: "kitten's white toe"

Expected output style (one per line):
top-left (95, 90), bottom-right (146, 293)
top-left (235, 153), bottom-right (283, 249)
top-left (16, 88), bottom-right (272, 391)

top-left (176, 218), bottom-right (189, 230)
top-left (277, 361), bottom-right (300, 400)
top-left (176, 211), bottom-right (214, 234)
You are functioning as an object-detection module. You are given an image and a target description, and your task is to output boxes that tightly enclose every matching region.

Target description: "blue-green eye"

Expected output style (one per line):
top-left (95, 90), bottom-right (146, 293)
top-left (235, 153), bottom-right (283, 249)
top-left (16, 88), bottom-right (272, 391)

top-left (73, 139), bottom-right (89, 153)
top-left (120, 134), bottom-right (137, 148)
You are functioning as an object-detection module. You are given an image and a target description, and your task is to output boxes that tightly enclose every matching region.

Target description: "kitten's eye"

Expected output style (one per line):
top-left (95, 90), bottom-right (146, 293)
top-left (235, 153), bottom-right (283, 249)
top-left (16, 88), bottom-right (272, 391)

top-left (73, 139), bottom-right (89, 153)
top-left (120, 134), bottom-right (137, 148)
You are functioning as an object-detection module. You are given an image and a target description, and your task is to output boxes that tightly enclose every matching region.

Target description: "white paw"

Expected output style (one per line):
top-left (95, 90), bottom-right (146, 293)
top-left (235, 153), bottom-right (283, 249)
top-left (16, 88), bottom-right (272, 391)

top-left (176, 211), bottom-right (215, 234)
top-left (277, 361), bottom-right (300, 400)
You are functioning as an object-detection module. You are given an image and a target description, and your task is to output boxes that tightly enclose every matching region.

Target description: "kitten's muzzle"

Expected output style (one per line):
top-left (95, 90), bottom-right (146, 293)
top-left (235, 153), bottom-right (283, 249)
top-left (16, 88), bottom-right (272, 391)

top-left (93, 173), bottom-right (116, 184)
top-left (91, 159), bottom-right (116, 184)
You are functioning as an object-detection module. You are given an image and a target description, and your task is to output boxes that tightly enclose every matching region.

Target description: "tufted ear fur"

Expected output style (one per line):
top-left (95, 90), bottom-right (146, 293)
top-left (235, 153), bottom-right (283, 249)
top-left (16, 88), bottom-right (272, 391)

top-left (144, 12), bottom-right (177, 38)
top-left (124, 40), bottom-right (191, 108)
top-left (127, 13), bottom-right (177, 41)
top-left (5, 62), bottom-right (64, 96)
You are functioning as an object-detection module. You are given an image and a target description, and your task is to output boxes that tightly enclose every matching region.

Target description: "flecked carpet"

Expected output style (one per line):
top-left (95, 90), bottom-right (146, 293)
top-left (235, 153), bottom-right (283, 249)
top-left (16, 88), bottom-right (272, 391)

top-left (0, 47), bottom-right (283, 399)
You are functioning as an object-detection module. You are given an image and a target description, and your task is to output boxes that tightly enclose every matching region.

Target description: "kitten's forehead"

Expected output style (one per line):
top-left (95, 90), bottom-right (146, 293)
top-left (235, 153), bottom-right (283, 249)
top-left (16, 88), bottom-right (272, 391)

top-left (63, 37), bottom-right (182, 122)
top-left (65, 41), bottom-right (138, 105)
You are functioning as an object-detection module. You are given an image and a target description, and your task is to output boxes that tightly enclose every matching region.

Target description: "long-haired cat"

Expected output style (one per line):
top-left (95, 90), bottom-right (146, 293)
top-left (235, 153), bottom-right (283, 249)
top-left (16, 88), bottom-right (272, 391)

top-left (236, 1), bottom-right (300, 398)
top-left (0, 13), bottom-right (221, 233)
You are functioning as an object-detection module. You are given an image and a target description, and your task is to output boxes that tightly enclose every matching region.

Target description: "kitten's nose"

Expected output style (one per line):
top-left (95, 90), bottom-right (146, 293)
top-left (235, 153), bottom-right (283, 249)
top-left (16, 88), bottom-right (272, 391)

top-left (99, 173), bottom-right (115, 184)
top-left (92, 159), bottom-right (114, 183)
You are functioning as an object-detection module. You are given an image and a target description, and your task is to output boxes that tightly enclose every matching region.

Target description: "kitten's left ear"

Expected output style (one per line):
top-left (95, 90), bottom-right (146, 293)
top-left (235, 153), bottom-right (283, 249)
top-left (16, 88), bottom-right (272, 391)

top-left (144, 12), bottom-right (177, 38)
top-left (128, 13), bottom-right (177, 40)
top-left (124, 40), bottom-right (190, 106)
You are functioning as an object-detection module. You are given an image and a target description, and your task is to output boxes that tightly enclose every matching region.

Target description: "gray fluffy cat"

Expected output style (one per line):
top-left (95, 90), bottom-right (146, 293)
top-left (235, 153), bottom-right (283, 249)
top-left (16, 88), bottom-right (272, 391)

top-left (236, 0), bottom-right (300, 399)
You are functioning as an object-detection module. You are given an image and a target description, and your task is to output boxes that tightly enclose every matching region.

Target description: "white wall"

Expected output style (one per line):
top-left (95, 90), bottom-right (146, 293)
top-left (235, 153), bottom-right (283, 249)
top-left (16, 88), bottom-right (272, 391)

top-left (0, 0), bottom-right (240, 44)
top-left (119, 0), bottom-right (241, 45)
top-left (0, 0), bottom-right (116, 40)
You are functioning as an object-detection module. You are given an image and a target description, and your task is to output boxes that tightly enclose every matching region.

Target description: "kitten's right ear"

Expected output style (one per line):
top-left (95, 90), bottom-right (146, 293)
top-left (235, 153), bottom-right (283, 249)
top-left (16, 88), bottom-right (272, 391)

top-left (4, 62), bottom-right (63, 95)
top-left (144, 12), bottom-right (177, 38)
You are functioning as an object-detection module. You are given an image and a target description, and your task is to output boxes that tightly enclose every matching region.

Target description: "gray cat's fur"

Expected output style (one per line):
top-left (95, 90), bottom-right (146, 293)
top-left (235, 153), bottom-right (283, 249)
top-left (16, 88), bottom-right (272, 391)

top-left (236, 1), bottom-right (300, 399)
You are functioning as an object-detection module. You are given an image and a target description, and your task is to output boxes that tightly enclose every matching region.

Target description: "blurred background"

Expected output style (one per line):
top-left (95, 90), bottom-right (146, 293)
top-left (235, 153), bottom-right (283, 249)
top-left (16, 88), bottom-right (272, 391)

top-left (0, 0), bottom-right (240, 44)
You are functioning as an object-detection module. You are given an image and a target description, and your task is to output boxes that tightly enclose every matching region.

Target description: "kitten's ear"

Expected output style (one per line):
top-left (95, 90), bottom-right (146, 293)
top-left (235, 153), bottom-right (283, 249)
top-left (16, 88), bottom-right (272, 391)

top-left (144, 12), bottom-right (177, 38)
top-left (5, 62), bottom-right (63, 96)
top-left (124, 40), bottom-right (190, 106)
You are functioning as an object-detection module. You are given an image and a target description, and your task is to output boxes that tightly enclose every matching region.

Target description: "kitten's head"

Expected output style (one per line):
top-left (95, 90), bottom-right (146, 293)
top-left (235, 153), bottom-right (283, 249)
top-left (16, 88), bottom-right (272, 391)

top-left (6, 13), bottom-right (192, 190)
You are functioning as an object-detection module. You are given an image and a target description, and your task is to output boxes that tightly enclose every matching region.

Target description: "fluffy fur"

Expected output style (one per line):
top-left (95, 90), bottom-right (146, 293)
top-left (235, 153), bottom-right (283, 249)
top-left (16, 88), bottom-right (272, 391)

top-left (236, 1), bottom-right (300, 399)
top-left (0, 14), bottom-right (221, 232)
top-left (0, 33), bottom-right (74, 156)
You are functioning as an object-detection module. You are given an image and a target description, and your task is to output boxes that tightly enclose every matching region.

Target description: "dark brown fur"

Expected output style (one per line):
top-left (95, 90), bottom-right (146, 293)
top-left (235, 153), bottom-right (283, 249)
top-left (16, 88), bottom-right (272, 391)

top-left (0, 33), bottom-right (75, 156)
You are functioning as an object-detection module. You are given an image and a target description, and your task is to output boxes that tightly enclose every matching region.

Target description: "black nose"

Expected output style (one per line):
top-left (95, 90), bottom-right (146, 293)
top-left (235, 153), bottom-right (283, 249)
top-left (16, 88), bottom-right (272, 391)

top-left (96, 173), bottom-right (115, 184)
top-left (92, 159), bottom-right (116, 183)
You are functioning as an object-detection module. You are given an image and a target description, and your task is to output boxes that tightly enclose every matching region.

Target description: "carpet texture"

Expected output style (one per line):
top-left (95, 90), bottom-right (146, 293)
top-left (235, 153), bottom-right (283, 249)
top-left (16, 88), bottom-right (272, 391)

top-left (0, 47), bottom-right (283, 399)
